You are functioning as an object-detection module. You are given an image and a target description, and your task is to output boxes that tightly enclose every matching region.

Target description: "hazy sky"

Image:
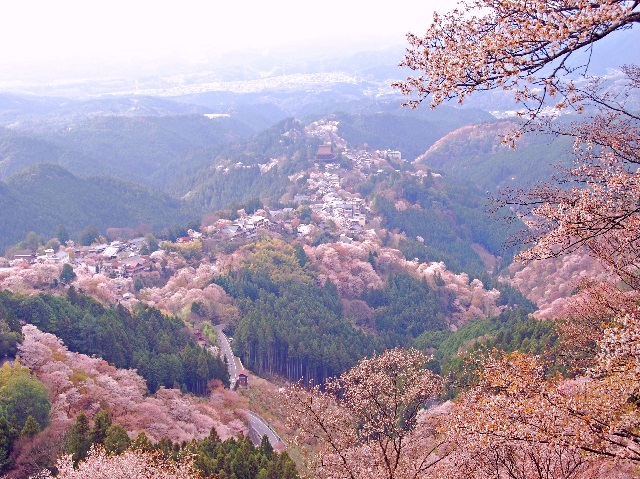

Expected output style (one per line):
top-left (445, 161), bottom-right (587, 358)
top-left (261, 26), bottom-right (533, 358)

top-left (0, 1), bottom-right (450, 79)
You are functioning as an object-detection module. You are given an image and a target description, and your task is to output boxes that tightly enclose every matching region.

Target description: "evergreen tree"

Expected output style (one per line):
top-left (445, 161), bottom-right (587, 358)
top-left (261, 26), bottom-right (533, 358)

top-left (20, 415), bottom-right (40, 437)
top-left (59, 264), bottom-right (76, 284)
top-left (56, 224), bottom-right (70, 245)
top-left (65, 412), bottom-right (91, 465)
top-left (104, 424), bottom-right (131, 454)
top-left (0, 416), bottom-right (17, 473)
top-left (90, 409), bottom-right (112, 445)
top-left (259, 435), bottom-right (273, 459)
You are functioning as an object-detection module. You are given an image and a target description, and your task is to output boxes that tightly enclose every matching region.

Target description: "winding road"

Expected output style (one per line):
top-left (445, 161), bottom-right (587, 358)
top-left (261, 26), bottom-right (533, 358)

top-left (247, 411), bottom-right (284, 448)
top-left (215, 325), bottom-right (239, 387)
top-left (215, 325), bottom-right (285, 449)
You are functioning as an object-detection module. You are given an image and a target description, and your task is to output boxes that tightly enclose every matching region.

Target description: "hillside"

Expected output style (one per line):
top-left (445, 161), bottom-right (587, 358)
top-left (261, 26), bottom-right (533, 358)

top-left (0, 163), bottom-right (193, 252)
top-left (416, 121), bottom-right (575, 190)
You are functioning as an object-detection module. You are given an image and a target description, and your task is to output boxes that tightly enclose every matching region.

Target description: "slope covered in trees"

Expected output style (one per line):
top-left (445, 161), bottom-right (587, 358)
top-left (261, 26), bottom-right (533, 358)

top-left (417, 120), bottom-right (575, 190)
top-left (213, 240), bottom-right (375, 384)
top-left (367, 172), bottom-right (522, 277)
top-left (0, 113), bottom-right (254, 188)
top-left (332, 104), bottom-right (493, 161)
top-left (0, 289), bottom-right (228, 394)
top-left (0, 163), bottom-right (193, 253)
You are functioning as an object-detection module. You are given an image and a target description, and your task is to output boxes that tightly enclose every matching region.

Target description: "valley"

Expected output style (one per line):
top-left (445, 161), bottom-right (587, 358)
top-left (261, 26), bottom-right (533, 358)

top-left (0, 16), bottom-right (637, 477)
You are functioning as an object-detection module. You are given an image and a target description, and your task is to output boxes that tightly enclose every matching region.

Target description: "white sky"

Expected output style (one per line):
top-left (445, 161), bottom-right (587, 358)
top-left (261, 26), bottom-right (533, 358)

top-left (0, 1), bottom-right (452, 78)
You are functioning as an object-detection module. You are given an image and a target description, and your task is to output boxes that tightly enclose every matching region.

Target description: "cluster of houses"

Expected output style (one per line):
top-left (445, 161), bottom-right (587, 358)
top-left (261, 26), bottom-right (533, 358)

top-left (205, 144), bottom-right (411, 245)
top-left (8, 237), bottom-right (159, 279)
top-left (342, 148), bottom-right (403, 171)
top-left (4, 143), bottom-right (419, 282)
top-left (208, 214), bottom-right (278, 241)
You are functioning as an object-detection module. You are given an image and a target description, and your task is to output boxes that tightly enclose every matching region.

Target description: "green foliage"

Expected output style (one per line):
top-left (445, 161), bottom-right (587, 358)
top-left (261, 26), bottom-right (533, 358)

top-left (145, 233), bottom-right (159, 253)
top-left (79, 225), bottom-right (100, 246)
top-left (243, 197), bottom-right (263, 215)
top-left (193, 431), bottom-right (298, 479)
top-left (2, 291), bottom-right (229, 394)
top-left (361, 272), bottom-right (456, 347)
top-left (0, 323), bottom-right (21, 360)
top-left (0, 352), bottom-right (38, 470)
top-left (133, 278), bottom-right (144, 292)
top-left (56, 224), bottom-right (70, 244)
top-left (104, 424), bottom-right (131, 454)
top-left (0, 416), bottom-right (17, 472)
top-left (90, 410), bottom-right (112, 445)
top-left (295, 205), bottom-right (312, 222)
top-left (20, 231), bottom-right (43, 252)
top-left (65, 412), bottom-right (91, 465)
top-left (20, 415), bottom-right (41, 437)
top-left (0, 363), bottom-right (50, 430)
top-left (44, 238), bottom-right (60, 252)
top-left (59, 263), bottom-right (76, 284)
top-left (213, 240), bottom-right (375, 384)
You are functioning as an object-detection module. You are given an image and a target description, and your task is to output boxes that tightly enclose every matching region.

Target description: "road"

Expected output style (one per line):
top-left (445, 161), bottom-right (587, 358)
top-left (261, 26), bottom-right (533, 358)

top-left (214, 325), bottom-right (285, 449)
top-left (215, 325), bottom-right (238, 387)
top-left (247, 411), bottom-right (284, 449)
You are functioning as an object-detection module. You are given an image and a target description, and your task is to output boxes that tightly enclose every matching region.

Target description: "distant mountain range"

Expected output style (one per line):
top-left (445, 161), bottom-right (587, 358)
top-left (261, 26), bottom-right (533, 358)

top-left (0, 29), bottom-right (636, 255)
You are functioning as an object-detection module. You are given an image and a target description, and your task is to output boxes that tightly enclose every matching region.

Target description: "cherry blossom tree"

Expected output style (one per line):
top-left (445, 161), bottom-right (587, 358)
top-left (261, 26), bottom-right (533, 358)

top-left (33, 446), bottom-right (201, 479)
top-left (282, 348), bottom-right (444, 479)
top-left (394, 0), bottom-right (639, 117)
top-left (392, 0), bottom-right (640, 476)
top-left (434, 349), bottom-right (640, 476)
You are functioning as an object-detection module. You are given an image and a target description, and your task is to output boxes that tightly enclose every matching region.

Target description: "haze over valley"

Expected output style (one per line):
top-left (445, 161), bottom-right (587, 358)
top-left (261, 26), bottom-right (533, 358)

top-left (0, 1), bottom-right (638, 478)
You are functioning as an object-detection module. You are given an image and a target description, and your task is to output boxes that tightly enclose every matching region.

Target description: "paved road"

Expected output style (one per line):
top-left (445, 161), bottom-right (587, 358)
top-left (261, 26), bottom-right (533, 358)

top-left (215, 325), bottom-right (238, 387)
top-left (214, 325), bottom-right (285, 449)
top-left (247, 410), bottom-right (284, 448)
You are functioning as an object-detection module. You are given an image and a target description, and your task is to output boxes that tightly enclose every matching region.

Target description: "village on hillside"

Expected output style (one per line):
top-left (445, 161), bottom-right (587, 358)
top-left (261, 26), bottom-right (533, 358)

top-left (0, 143), bottom-right (431, 285)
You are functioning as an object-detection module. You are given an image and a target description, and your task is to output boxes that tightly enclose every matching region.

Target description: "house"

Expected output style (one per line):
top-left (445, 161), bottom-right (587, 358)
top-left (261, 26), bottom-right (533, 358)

top-left (316, 144), bottom-right (335, 161)
top-left (339, 234), bottom-right (353, 244)
top-left (50, 250), bottom-right (70, 264)
top-left (120, 256), bottom-right (148, 277)
top-left (237, 370), bottom-right (249, 387)
top-left (387, 150), bottom-right (402, 161)
top-left (248, 215), bottom-right (268, 228)
top-left (297, 224), bottom-right (313, 236)
top-left (221, 225), bottom-right (241, 239)
top-left (294, 194), bottom-right (311, 203)
top-left (102, 245), bottom-right (120, 259)
top-left (128, 237), bottom-right (147, 250)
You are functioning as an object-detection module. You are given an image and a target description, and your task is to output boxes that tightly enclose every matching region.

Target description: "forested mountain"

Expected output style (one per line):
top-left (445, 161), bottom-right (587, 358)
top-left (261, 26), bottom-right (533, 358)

top-left (417, 120), bottom-right (575, 190)
top-left (0, 163), bottom-right (192, 251)
top-left (0, 114), bottom-right (255, 188)
top-left (213, 240), bottom-right (375, 384)
top-left (330, 104), bottom-right (493, 161)
top-left (0, 22), bottom-right (636, 479)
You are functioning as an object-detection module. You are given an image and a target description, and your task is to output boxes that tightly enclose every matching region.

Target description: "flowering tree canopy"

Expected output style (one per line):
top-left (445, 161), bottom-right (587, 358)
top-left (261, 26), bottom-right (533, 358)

top-left (388, 0), bottom-right (640, 477)
top-left (283, 348), bottom-right (444, 479)
top-left (394, 0), bottom-right (640, 115)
